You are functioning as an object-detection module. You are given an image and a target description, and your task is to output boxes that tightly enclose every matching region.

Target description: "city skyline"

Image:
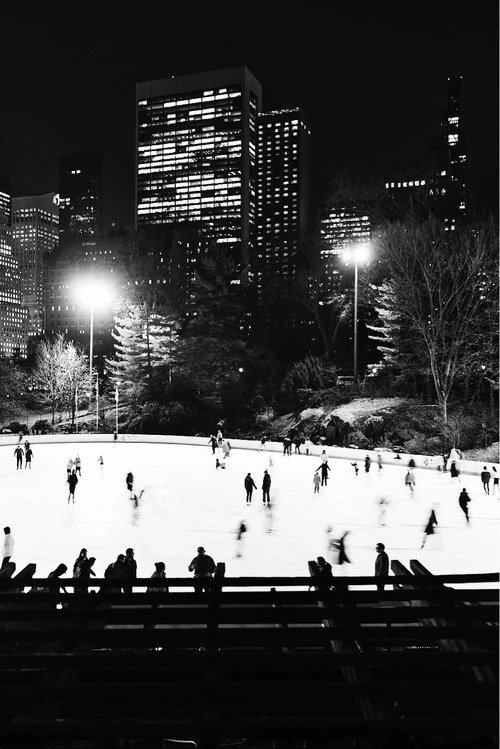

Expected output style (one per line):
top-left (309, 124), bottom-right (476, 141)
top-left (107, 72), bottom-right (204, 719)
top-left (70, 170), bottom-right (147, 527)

top-left (0, 0), bottom-right (498, 231)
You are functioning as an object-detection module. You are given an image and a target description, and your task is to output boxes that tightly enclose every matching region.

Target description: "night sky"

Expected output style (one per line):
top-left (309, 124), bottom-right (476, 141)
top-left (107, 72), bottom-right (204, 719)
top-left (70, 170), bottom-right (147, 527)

top-left (1, 0), bottom-right (498, 230)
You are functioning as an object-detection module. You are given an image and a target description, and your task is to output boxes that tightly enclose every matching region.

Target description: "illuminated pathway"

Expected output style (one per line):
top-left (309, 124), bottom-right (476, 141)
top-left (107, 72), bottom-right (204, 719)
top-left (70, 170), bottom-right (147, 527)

top-left (1, 441), bottom-right (498, 582)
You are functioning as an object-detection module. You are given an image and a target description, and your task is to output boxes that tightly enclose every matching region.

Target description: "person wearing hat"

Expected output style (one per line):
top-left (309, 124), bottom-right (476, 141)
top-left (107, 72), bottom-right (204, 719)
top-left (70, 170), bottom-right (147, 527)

top-left (262, 470), bottom-right (271, 504)
top-left (188, 547), bottom-right (216, 593)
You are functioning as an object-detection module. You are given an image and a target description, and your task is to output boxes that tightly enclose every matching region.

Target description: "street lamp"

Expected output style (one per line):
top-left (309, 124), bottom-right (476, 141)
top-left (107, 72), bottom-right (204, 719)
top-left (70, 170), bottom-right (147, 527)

top-left (74, 277), bottom-right (113, 428)
top-left (343, 243), bottom-right (371, 382)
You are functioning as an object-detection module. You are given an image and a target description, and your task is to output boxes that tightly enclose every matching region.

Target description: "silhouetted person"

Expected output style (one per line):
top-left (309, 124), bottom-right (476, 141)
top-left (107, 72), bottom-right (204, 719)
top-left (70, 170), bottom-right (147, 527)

top-left (351, 462), bottom-right (359, 476)
top-left (244, 472), bottom-right (257, 503)
top-left (73, 549), bottom-right (88, 581)
top-left (316, 461), bottom-right (330, 486)
top-left (262, 470), bottom-right (271, 504)
top-left (147, 562), bottom-right (168, 593)
top-left (492, 466), bottom-right (499, 496)
top-left (188, 546), bottom-right (216, 593)
top-left (208, 435), bottom-right (218, 454)
top-left (315, 556), bottom-right (334, 589)
top-left (24, 446), bottom-right (33, 469)
top-left (126, 471), bottom-right (134, 494)
top-left (365, 455), bottom-right (371, 473)
top-left (421, 508), bottom-right (438, 548)
top-left (76, 557), bottom-right (96, 593)
top-left (2, 527), bottom-right (13, 567)
top-left (480, 466), bottom-right (491, 495)
top-left (104, 554), bottom-right (127, 593)
top-left (458, 488), bottom-right (471, 524)
top-left (338, 532), bottom-right (351, 566)
top-left (123, 548), bottom-right (137, 594)
top-left (67, 469), bottom-right (78, 503)
top-left (14, 445), bottom-right (23, 470)
top-left (405, 469), bottom-right (416, 495)
top-left (313, 471), bottom-right (321, 493)
top-left (374, 542), bottom-right (389, 592)
top-left (235, 520), bottom-right (247, 557)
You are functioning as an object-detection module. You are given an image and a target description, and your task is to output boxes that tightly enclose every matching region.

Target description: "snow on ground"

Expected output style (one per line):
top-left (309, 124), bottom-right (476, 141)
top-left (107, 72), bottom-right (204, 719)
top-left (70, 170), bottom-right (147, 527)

top-left (0, 441), bottom-right (499, 585)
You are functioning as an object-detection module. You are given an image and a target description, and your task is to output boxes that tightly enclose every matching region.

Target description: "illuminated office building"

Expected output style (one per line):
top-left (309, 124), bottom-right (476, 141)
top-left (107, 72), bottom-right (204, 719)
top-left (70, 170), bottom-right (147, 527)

top-left (58, 152), bottom-right (103, 245)
top-left (256, 108), bottom-right (311, 287)
top-left (12, 193), bottom-right (59, 338)
top-left (136, 67), bottom-right (262, 285)
top-left (0, 178), bottom-right (28, 358)
top-left (320, 205), bottom-right (371, 291)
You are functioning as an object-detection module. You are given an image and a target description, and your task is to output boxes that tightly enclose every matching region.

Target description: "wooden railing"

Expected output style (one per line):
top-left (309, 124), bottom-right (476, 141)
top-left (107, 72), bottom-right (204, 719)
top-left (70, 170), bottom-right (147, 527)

top-left (0, 564), bottom-right (497, 749)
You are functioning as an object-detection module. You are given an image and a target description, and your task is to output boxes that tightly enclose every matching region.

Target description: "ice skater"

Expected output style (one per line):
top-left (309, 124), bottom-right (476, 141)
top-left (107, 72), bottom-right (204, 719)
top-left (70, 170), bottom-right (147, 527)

top-left (421, 507), bottom-right (438, 548)
top-left (215, 457), bottom-right (226, 469)
top-left (304, 437), bottom-right (312, 456)
top-left (458, 487), bottom-right (471, 525)
top-left (75, 454), bottom-right (81, 477)
top-left (259, 434), bottom-right (267, 451)
top-left (492, 466), bottom-right (499, 496)
top-left (337, 531), bottom-right (351, 566)
top-left (351, 462), bottom-right (359, 476)
top-left (313, 470), bottom-right (321, 493)
top-left (235, 520), bottom-right (247, 557)
top-left (480, 466), bottom-right (491, 495)
top-left (14, 445), bottom-right (23, 470)
top-left (244, 472), bottom-right (257, 503)
top-left (378, 495), bottom-right (390, 526)
top-left (66, 457), bottom-right (74, 476)
top-left (265, 502), bottom-right (274, 533)
top-left (67, 469), bottom-right (78, 503)
top-left (364, 455), bottom-right (371, 473)
top-left (24, 445), bottom-right (33, 469)
top-left (316, 461), bottom-right (330, 486)
top-left (405, 469), bottom-right (416, 495)
top-left (450, 459), bottom-right (461, 482)
top-left (208, 435), bottom-right (218, 454)
top-left (126, 471), bottom-right (134, 496)
top-left (377, 454), bottom-right (383, 471)
top-left (262, 469), bottom-right (271, 504)
top-left (97, 454), bottom-right (104, 471)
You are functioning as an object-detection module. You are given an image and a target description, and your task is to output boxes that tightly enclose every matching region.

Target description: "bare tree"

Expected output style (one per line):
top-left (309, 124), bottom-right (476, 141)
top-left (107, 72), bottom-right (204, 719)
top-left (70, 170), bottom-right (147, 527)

top-left (33, 335), bottom-right (89, 426)
top-left (371, 217), bottom-right (498, 425)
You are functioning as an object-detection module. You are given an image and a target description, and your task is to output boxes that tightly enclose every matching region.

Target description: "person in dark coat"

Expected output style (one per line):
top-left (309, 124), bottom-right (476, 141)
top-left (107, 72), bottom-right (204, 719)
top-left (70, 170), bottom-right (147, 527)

top-left (374, 542), bottom-right (389, 592)
top-left (315, 556), bottom-right (334, 589)
top-left (76, 557), bottom-right (96, 593)
top-left (235, 520), bottom-right (247, 558)
top-left (244, 472), bottom-right (257, 503)
top-left (126, 472), bottom-right (134, 493)
top-left (262, 470), bottom-right (271, 504)
top-left (123, 548), bottom-right (137, 594)
top-left (450, 461), bottom-right (460, 481)
top-left (338, 532), bottom-right (351, 565)
top-left (208, 435), bottom-right (218, 454)
top-left (67, 470), bottom-right (78, 503)
top-left (73, 548), bottom-right (88, 578)
top-left (14, 445), bottom-right (24, 470)
top-left (364, 455), bottom-right (372, 473)
top-left (104, 554), bottom-right (127, 593)
top-left (458, 488), bottom-right (471, 524)
top-left (421, 508), bottom-right (438, 548)
top-left (188, 547), bottom-right (216, 593)
top-left (24, 446), bottom-right (33, 469)
top-left (480, 466), bottom-right (491, 495)
top-left (316, 461), bottom-right (330, 486)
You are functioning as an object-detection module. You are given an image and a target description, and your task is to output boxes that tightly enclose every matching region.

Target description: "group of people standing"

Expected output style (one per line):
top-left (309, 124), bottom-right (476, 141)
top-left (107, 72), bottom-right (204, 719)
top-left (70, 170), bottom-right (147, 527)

top-left (14, 441), bottom-right (33, 470)
top-left (244, 470), bottom-right (271, 504)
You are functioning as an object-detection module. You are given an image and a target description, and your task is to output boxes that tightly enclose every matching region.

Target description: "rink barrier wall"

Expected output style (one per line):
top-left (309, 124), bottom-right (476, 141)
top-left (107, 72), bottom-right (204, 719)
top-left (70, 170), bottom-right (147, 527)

top-left (0, 433), bottom-right (497, 477)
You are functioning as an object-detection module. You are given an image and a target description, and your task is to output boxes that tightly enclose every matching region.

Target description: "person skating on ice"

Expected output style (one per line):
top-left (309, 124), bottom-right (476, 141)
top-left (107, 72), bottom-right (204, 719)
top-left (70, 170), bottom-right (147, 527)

top-left (244, 472), bottom-right (257, 503)
top-left (235, 520), bottom-right (247, 557)
top-left (313, 471), bottom-right (321, 493)
top-left (480, 466), bottom-right (491, 495)
top-left (351, 462), bottom-right (359, 476)
top-left (458, 487), bottom-right (471, 524)
top-left (75, 454), bottom-right (81, 477)
top-left (377, 454), bottom-right (383, 472)
top-left (208, 435), bottom-right (218, 454)
top-left (97, 455), bottom-right (104, 471)
top-left (492, 466), bottom-right (499, 496)
top-left (126, 471), bottom-right (134, 496)
top-left (67, 469), bottom-right (78, 503)
top-left (364, 455), bottom-right (371, 473)
top-left (405, 469), bottom-right (416, 495)
top-left (421, 507), bottom-right (438, 548)
top-left (316, 461), bottom-right (330, 486)
top-left (304, 437), bottom-right (312, 456)
top-left (24, 445), bottom-right (33, 469)
top-left (66, 457), bottom-right (74, 476)
top-left (14, 445), bottom-right (23, 470)
top-left (262, 469), bottom-right (271, 504)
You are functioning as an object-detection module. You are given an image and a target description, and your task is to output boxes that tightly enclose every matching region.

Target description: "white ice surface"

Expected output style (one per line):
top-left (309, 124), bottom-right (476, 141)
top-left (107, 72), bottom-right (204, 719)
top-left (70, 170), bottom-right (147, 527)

top-left (1, 441), bottom-right (499, 584)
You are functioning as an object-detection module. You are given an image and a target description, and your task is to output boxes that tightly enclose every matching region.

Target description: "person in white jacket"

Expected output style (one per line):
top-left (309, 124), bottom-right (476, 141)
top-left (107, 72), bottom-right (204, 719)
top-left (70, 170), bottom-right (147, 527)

top-left (2, 527), bottom-right (14, 567)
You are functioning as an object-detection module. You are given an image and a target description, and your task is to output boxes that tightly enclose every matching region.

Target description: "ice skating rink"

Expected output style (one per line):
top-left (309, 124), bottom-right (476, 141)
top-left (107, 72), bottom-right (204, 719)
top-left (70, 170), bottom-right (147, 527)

top-left (1, 441), bottom-right (499, 583)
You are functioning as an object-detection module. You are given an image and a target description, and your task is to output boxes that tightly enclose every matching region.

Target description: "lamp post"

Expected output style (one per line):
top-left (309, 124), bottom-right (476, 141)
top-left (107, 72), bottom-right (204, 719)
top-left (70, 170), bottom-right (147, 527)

top-left (115, 384), bottom-right (119, 437)
top-left (95, 373), bottom-right (99, 433)
top-left (343, 243), bottom-right (371, 382)
top-left (89, 303), bottom-right (94, 413)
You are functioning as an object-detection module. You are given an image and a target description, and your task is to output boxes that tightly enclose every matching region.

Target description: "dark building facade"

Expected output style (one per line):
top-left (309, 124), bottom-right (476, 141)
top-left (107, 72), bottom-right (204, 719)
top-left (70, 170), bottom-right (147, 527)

top-left (58, 152), bottom-right (103, 244)
top-left (0, 177), bottom-right (28, 358)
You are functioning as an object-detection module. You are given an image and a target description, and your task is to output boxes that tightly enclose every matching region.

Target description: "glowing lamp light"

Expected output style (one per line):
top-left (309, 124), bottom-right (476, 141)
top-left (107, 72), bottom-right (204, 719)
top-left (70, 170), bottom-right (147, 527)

top-left (74, 277), bottom-right (114, 309)
top-left (343, 243), bottom-right (371, 265)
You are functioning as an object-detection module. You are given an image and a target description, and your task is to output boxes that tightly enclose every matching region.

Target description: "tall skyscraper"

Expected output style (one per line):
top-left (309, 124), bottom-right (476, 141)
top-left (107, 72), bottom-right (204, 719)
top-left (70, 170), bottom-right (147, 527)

top-left (384, 77), bottom-right (466, 227)
top-left (12, 192), bottom-right (59, 338)
top-left (58, 152), bottom-right (103, 245)
top-left (256, 108), bottom-right (311, 288)
top-left (136, 67), bottom-right (262, 284)
top-left (0, 177), bottom-right (28, 358)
